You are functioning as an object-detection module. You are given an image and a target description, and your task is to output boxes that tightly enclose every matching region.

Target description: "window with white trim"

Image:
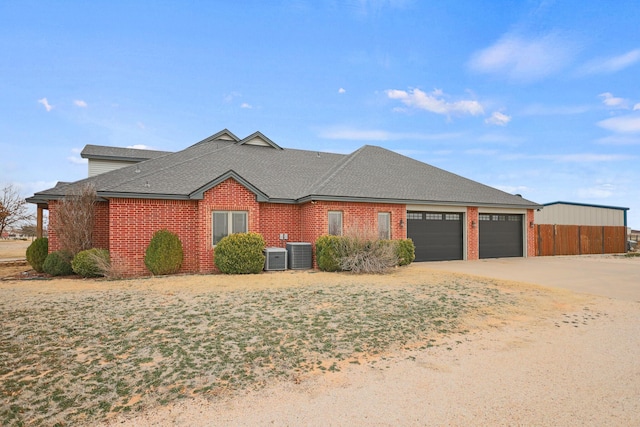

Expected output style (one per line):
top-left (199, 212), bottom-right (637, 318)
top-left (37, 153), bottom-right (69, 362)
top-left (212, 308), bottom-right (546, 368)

top-left (328, 211), bottom-right (343, 236)
top-left (213, 211), bottom-right (247, 245)
top-left (378, 212), bottom-right (390, 240)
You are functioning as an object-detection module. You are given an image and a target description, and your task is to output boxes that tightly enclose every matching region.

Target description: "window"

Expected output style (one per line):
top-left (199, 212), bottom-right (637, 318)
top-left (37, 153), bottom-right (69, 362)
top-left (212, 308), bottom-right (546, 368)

top-left (378, 212), bottom-right (390, 240)
top-left (328, 211), bottom-right (343, 236)
top-left (407, 212), bottom-right (422, 220)
top-left (479, 214), bottom-right (491, 221)
top-left (213, 211), bottom-right (247, 245)
top-left (425, 213), bottom-right (442, 220)
top-left (445, 214), bottom-right (460, 221)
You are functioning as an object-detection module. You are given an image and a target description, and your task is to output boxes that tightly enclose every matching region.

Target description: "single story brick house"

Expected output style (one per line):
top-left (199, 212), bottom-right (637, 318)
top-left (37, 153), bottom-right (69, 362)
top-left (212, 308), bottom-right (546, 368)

top-left (27, 129), bottom-right (539, 276)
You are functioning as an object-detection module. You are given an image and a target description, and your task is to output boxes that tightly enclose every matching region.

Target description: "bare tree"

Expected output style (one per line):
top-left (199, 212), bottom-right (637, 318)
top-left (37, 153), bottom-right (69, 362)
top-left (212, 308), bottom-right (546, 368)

top-left (0, 183), bottom-right (33, 238)
top-left (20, 223), bottom-right (37, 238)
top-left (54, 183), bottom-right (97, 254)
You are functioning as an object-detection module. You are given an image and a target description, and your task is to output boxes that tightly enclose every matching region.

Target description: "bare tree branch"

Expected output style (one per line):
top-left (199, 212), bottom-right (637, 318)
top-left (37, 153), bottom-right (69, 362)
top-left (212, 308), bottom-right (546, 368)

top-left (54, 184), bottom-right (97, 254)
top-left (0, 184), bottom-right (34, 237)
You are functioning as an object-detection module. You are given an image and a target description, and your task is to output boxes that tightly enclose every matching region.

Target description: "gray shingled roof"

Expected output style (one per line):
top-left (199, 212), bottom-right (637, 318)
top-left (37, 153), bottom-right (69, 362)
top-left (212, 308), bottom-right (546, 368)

top-left (81, 145), bottom-right (171, 162)
top-left (28, 130), bottom-right (539, 208)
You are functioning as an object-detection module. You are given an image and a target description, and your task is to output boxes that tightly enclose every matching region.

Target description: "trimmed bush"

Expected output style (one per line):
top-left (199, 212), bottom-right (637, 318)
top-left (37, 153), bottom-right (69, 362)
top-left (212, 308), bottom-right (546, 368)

top-left (26, 237), bottom-right (48, 273)
top-left (214, 232), bottom-right (266, 274)
top-left (43, 250), bottom-right (74, 276)
top-left (395, 239), bottom-right (415, 266)
top-left (72, 248), bottom-right (110, 278)
top-left (315, 235), bottom-right (342, 272)
top-left (144, 230), bottom-right (184, 275)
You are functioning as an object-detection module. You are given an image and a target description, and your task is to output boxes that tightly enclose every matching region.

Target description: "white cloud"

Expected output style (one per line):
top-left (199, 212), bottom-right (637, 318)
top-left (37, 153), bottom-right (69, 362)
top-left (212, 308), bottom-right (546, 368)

top-left (598, 114), bottom-right (640, 133)
top-left (580, 49), bottom-right (640, 74)
top-left (500, 153), bottom-right (631, 162)
top-left (494, 185), bottom-right (531, 194)
top-left (127, 144), bottom-right (154, 150)
top-left (595, 135), bottom-right (640, 145)
top-left (67, 156), bottom-right (87, 165)
top-left (577, 184), bottom-right (616, 199)
top-left (547, 153), bottom-right (630, 162)
top-left (240, 103), bottom-right (253, 109)
top-left (338, 88), bottom-right (346, 94)
top-left (318, 126), bottom-right (463, 141)
top-left (223, 91), bottom-right (241, 103)
top-left (386, 88), bottom-right (484, 116)
top-left (598, 92), bottom-right (629, 109)
top-left (465, 148), bottom-right (500, 156)
top-left (485, 111), bottom-right (511, 126)
top-left (67, 147), bottom-right (87, 165)
top-left (74, 100), bottom-right (88, 108)
top-left (468, 31), bottom-right (577, 82)
top-left (634, 103), bottom-right (640, 111)
top-left (477, 133), bottom-right (524, 144)
top-left (519, 103), bottom-right (591, 116)
top-left (38, 97), bottom-right (53, 112)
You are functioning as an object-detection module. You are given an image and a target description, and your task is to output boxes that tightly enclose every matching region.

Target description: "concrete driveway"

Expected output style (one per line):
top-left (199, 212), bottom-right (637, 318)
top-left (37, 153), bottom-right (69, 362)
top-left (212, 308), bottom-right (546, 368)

top-left (419, 255), bottom-right (640, 302)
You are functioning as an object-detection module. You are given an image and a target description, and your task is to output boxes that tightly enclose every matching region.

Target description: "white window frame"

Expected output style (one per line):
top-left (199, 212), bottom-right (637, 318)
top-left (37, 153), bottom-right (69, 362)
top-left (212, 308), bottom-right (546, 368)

top-left (378, 212), bottom-right (390, 240)
top-left (212, 211), bottom-right (247, 246)
top-left (328, 211), bottom-right (343, 236)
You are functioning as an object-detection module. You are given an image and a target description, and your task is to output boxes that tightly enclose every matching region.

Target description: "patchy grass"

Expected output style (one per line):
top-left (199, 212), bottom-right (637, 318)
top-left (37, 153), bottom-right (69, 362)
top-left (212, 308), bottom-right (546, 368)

top-left (0, 273), bottom-right (524, 426)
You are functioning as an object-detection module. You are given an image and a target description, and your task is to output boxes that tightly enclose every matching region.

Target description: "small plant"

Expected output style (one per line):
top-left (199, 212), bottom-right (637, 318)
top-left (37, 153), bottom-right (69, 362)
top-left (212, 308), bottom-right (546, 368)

top-left (43, 250), bottom-right (74, 276)
top-left (395, 239), bottom-right (415, 266)
top-left (214, 232), bottom-right (266, 274)
top-left (26, 237), bottom-right (48, 273)
top-left (72, 248), bottom-right (110, 277)
top-left (144, 230), bottom-right (184, 275)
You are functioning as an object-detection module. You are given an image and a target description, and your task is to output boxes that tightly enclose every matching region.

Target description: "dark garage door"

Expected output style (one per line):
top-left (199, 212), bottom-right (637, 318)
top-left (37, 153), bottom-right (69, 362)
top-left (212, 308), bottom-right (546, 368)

top-left (407, 212), bottom-right (463, 262)
top-left (479, 214), bottom-right (523, 258)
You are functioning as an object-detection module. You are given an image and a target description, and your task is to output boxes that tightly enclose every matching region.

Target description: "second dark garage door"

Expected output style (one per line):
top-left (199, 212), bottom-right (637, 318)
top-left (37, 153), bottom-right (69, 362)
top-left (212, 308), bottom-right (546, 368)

top-left (407, 211), bottom-right (463, 262)
top-left (479, 214), bottom-right (523, 258)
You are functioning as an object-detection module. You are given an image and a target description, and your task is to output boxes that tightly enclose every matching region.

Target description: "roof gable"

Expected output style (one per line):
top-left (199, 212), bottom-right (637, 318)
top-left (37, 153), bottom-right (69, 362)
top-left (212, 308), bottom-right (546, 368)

top-left (236, 131), bottom-right (283, 150)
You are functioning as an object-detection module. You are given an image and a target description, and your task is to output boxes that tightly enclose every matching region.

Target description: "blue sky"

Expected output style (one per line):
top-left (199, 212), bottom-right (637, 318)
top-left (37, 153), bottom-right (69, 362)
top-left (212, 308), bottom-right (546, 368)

top-left (1, 0), bottom-right (639, 227)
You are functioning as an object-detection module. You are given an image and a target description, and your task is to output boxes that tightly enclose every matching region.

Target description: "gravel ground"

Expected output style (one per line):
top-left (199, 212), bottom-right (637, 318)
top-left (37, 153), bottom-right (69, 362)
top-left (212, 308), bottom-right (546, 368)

top-left (107, 296), bottom-right (640, 426)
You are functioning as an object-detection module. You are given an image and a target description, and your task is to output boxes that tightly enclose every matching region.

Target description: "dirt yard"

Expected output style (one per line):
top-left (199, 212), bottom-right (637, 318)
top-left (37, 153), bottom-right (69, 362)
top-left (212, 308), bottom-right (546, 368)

top-left (1, 244), bottom-right (638, 426)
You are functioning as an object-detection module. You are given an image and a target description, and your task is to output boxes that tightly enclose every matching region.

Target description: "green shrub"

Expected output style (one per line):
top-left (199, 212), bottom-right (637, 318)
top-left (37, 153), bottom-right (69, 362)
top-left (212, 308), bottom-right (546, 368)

top-left (43, 250), bottom-right (74, 276)
top-left (72, 248), bottom-right (110, 277)
top-left (26, 237), bottom-right (48, 273)
top-left (395, 239), bottom-right (415, 266)
top-left (214, 232), bottom-right (266, 274)
top-left (315, 235), bottom-right (342, 272)
top-left (144, 230), bottom-right (184, 275)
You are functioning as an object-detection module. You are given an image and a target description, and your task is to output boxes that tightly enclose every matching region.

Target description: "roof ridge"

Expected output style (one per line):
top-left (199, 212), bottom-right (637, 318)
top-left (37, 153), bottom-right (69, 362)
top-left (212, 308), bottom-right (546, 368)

top-left (100, 141), bottom-right (237, 193)
top-left (306, 145), bottom-right (368, 195)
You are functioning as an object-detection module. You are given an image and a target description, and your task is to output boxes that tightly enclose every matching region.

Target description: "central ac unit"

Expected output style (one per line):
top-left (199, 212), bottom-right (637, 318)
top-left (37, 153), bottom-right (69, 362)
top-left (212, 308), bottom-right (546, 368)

top-left (286, 242), bottom-right (312, 270)
top-left (264, 247), bottom-right (287, 271)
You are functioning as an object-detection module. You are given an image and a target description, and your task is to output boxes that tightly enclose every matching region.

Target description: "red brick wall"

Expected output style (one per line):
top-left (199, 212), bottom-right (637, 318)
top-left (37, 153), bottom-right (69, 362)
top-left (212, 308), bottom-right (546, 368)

top-left (47, 201), bottom-right (60, 253)
top-left (526, 209), bottom-right (536, 257)
top-left (260, 203), bottom-right (302, 247)
top-left (94, 202), bottom-right (109, 249)
top-left (467, 207), bottom-right (479, 260)
top-left (109, 198), bottom-right (199, 276)
top-left (198, 178), bottom-right (261, 272)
